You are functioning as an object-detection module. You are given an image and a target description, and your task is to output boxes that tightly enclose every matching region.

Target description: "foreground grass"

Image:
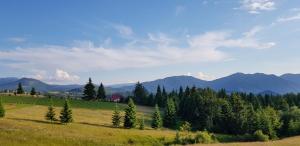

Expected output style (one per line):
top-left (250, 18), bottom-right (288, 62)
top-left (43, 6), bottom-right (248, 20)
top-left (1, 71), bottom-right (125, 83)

top-left (0, 104), bottom-right (174, 146)
top-left (1, 95), bottom-right (300, 145)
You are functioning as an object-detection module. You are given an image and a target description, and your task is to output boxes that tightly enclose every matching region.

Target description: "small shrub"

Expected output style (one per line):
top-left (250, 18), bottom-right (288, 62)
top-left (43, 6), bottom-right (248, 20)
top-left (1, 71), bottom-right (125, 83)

top-left (0, 98), bottom-right (5, 118)
top-left (194, 131), bottom-right (217, 144)
top-left (254, 130), bottom-right (269, 142)
top-left (179, 121), bottom-right (191, 132)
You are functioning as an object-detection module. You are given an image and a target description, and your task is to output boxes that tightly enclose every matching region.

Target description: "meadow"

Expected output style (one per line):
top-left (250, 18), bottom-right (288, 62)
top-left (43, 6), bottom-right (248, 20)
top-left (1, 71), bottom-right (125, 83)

top-left (1, 95), bottom-right (300, 146)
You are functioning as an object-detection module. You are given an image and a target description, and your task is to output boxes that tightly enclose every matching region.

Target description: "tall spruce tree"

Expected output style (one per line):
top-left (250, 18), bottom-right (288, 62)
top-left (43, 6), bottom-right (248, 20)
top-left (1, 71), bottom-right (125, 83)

top-left (124, 98), bottom-right (137, 128)
top-left (0, 98), bottom-right (5, 118)
top-left (30, 87), bottom-right (36, 96)
top-left (155, 85), bottom-right (163, 107)
top-left (112, 103), bottom-right (121, 127)
top-left (133, 82), bottom-right (148, 105)
top-left (162, 87), bottom-right (168, 107)
top-left (151, 104), bottom-right (162, 129)
top-left (97, 83), bottom-right (106, 101)
top-left (16, 83), bottom-right (24, 94)
top-left (45, 99), bottom-right (56, 123)
top-left (163, 98), bottom-right (177, 128)
top-left (60, 99), bottom-right (73, 124)
top-left (82, 78), bottom-right (96, 100)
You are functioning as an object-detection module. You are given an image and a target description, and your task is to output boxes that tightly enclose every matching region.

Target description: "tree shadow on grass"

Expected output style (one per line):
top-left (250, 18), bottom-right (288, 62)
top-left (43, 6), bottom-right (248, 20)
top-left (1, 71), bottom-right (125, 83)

top-left (78, 122), bottom-right (114, 128)
top-left (9, 117), bottom-right (61, 125)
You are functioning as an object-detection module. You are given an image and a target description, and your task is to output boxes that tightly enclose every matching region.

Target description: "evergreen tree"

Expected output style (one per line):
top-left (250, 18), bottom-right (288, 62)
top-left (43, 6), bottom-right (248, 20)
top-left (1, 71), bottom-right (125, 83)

top-left (97, 83), bottom-right (106, 101)
top-left (60, 99), bottom-right (73, 124)
top-left (30, 87), bottom-right (36, 96)
top-left (82, 78), bottom-right (96, 100)
top-left (178, 86), bottom-right (184, 100)
top-left (217, 89), bottom-right (227, 99)
top-left (155, 85), bottom-right (163, 107)
top-left (162, 87), bottom-right (168, 107)
top-left (148, 93), bottom-right (154, 106)
top-left (112, 103), bottom-right (121, 127)
top-left (16, 82), bottom-right (24, 94)
top-left (163, 98), bottom-right (177, 128)
top-left (0, 98), bottom-right (5, 118)
top-left (229, 93), bottom-right (247, 134)
top-left (151, 104), bottom-right (162, 129)
top-left (45, 99), bottom-right (56, 123)
top-left (139, 115), bottom-right (145, 130)
top-left (245, 104), bottom-right (259, 134)
top-left (124, 98), bottom-right (137, 128)
top-left (133, 82), bottom-right (148, 105)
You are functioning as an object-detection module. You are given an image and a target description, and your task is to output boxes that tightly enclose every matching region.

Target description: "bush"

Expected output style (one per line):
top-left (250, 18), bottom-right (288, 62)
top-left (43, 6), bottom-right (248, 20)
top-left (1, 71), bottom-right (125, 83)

top-left (254, 130), bottom-right (269, 142)
top-left (179, 121), bottom-right (191, 132)
top-left (194, 131), bottom-right (217, 144)
top-left (173, 130), bottom-right (217, 145)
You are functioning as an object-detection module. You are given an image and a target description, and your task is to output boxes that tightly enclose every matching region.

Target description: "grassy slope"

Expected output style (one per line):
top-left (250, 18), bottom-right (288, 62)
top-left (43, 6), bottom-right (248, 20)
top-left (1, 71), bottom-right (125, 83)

top-left (1, 95), bottom-right (300, 146)
top-left (0, 105), bottom-right (174, 146)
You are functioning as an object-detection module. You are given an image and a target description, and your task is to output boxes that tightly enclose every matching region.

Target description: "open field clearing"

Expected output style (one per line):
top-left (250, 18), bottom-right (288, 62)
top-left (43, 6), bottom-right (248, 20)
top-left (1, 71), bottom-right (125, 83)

top-left (1, 96), bottom-right (300, 146)
top-left (0, 103), bottom-right (174, 146)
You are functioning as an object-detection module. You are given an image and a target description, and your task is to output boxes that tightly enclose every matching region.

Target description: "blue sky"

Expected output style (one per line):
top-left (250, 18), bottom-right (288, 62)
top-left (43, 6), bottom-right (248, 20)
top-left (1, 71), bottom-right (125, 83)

top-left (0, 0), bottom-right (300, 85)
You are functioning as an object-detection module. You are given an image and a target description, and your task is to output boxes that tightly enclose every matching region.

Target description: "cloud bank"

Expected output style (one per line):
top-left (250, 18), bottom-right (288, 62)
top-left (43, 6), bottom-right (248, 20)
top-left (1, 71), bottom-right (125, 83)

top-left (0, 28), bottom-right (274, 82)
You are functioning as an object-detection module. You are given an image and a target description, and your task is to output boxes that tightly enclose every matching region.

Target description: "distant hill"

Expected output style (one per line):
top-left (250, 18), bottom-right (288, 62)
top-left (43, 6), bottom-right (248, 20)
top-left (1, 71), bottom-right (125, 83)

top-left (1, 73), bottom-right (300, 94)
top-left (114, 73), bottom-right (300, 94)
top-left (281, 74), bottom-right (300, 85)
top-left (0, 78), bottom-right (81, 92)
top-left (208, 73), bottom-right (300, 94)
top-left (0, 77), bottom-right (18, 85)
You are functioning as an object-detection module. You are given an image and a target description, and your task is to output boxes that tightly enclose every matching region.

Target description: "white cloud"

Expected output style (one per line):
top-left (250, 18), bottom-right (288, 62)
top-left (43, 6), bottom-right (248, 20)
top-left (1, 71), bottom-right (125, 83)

top-left (241, 0), bottom-right (275, 14)
top-left (0, 29), bottom-right (274, 76)
top-left (7, 37), bottom-right (26, 43)
top-left (113, 24), bottom-right (134, 37)
top-left (277, 13), bottom-right (300, 22)
top-left (196, 72), bottom-right (216, 81)
top-left (31, 69), bottom-right (80, 83)
top-left (54, 69), bottom-right (80, 82)
top-left (243, 26), bottom-right (263, 37)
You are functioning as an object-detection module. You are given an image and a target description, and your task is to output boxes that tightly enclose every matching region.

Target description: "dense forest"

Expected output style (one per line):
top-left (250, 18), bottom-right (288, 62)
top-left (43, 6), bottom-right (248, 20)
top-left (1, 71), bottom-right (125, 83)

top-left (124, 82), bottom-right (300, 141)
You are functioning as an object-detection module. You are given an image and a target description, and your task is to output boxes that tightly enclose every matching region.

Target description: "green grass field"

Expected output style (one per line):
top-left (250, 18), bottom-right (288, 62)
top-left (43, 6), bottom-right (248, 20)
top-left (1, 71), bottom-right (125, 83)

top-left (1, 95), bottom-right (300, 146)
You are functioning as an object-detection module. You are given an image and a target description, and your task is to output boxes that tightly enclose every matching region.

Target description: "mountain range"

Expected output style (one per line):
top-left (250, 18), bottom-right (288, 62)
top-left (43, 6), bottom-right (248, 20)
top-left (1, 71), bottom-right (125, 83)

top-left (0, 73), bottom-right (300, 94)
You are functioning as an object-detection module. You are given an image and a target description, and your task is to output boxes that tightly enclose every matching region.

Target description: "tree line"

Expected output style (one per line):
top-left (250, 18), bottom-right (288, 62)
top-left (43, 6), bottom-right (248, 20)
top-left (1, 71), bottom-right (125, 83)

top-left (127, 82), bottom-right (300, 140)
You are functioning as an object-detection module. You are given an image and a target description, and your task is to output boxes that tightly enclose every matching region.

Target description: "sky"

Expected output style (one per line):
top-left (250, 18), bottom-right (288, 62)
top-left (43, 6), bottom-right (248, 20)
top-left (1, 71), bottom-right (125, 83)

top-left (0, 0), bottom-right (300, 85)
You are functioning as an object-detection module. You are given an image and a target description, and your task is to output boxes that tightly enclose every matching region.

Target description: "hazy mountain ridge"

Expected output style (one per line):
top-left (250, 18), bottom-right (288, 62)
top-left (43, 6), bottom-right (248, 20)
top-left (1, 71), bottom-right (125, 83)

top-left (0, 77), bottom-right (81, 92)
top-left (1, 73), bottom-right (300, 94)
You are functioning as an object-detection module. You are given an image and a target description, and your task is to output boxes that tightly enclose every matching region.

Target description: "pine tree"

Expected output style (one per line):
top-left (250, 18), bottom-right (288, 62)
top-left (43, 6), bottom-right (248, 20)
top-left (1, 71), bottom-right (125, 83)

top-left (245, 104), bottom-right (259, 134)
top-left (97, 83), bottom-right (106, 101)
top-left (178, 86), bottom-right (184, 101)
top-left (112, 103), bottom-right (121, 127)
top-left (45, 99), bottom-right (56, 123)
top-left (30, 87), bottom-right (36, 96)
top-left (133, 82), bottom-right (148, 105)
top-left (82, 78), bottom-right (96, 100)
top-left (151, 104), bottom-right (162, 129)
top-left (155, 85), bottom-right (163, 107)
top-left (124, 98), bottom-right (137, 128)
top-left (163, 98), bottom-right (177, 128)
top-left (148, 93), bottom-right (154, 106)
top-left (162, 87), bottom-right (168, 107)
top-left (60, 99), bottom-right (73, 124)
top-left (0, 98), bottom-right (5, 118)
top-left (16, 83), bottom-right (24, 94)
top-left (139, 115), bottom-right (145, 130)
